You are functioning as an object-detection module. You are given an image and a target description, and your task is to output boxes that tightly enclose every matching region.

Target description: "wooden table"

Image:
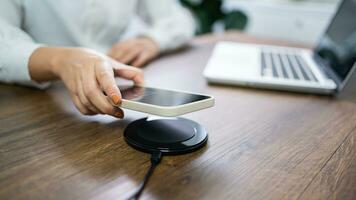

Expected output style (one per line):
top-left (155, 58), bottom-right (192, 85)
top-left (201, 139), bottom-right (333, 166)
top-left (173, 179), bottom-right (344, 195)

top-left (1, 32), bottom-right (355, 200)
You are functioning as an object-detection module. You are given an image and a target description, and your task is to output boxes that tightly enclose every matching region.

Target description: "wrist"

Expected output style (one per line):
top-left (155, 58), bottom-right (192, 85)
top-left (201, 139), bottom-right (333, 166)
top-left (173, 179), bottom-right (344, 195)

top-left (48, 47), bottom-right (67, 79)
top-left (135, 36), bottom-right (159, 50)
top-left (29, 47), bottom-right (64, 82)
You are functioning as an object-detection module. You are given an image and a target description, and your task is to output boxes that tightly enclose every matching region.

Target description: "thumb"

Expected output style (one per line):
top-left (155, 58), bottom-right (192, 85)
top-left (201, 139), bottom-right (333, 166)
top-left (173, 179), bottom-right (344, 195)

top-left (111, 60), bottom-right (144, 84)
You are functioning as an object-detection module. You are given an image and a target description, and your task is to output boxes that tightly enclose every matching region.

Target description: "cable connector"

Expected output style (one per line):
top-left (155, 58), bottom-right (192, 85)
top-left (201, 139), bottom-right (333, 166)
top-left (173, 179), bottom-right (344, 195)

top-left (150, 151), bottom-right (162, 165)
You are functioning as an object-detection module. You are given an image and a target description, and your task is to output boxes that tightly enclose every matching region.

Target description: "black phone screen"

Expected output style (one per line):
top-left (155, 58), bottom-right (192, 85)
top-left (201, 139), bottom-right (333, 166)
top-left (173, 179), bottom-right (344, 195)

top-left (120, 86), bottom-right (211, 107)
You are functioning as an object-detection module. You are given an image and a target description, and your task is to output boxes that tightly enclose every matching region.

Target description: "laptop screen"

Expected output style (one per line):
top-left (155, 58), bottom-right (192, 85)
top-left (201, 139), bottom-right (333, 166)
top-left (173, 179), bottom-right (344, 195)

top-left (315, 0), bottom-right (356, 82)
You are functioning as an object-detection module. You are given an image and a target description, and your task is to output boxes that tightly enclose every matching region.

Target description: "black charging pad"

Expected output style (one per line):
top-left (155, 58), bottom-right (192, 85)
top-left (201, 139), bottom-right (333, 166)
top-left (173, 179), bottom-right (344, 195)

top-left (124, 117), bottom-right (208, 155)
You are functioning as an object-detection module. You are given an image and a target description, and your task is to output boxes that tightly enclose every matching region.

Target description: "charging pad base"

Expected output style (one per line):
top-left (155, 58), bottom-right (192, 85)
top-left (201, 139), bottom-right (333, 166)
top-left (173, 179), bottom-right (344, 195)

top-left (124, 117), bottom-right (208, 154)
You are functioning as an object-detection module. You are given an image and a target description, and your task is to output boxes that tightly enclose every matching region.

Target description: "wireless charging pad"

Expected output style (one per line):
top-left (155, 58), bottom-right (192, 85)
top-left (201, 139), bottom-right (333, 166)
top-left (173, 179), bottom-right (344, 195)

top-left (124, 117), bottom-right (208, 155)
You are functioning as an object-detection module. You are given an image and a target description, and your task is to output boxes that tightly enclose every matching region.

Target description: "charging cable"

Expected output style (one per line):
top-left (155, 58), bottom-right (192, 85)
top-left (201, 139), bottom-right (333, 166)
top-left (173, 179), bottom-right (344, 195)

top-left (127, 151), bottom-right (163, 200)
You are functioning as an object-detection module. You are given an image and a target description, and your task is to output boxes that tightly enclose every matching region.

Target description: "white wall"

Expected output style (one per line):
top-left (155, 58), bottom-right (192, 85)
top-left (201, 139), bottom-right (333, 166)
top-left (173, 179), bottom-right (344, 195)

top-left (223, 0), bottom-right (340, 45)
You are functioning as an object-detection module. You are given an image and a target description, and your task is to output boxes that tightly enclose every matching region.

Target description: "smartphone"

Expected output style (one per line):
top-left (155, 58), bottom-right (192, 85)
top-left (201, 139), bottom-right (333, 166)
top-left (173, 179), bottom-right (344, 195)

top-left (117, 85), bottom-right (215, 117)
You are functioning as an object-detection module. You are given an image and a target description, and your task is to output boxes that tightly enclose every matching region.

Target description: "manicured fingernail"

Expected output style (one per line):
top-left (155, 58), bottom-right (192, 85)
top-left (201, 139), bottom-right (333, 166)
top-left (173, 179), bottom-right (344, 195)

top-left (114, 109), bottom-right (124, 119)
top-left (111, 94), bottom-right (121, 105)
top-left (114, 112), bottom-right (123, 119)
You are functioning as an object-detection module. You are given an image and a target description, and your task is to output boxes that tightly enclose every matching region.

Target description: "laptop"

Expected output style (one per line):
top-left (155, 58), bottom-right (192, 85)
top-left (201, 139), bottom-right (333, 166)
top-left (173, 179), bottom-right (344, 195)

top-left (204, 0), bottom-right (356, 95)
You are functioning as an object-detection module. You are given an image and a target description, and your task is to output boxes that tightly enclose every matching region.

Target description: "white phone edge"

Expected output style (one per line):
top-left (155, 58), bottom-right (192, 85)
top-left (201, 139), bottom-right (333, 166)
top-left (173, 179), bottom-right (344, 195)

top-left (118, 85), bottom-right (215, 117)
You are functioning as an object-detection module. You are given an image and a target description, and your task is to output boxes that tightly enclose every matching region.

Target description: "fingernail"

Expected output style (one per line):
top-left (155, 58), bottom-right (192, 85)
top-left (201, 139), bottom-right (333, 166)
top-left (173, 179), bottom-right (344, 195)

top-left (114, 110), bottom-right (124, 119)
top-left (111, 94), bottom-right (121, 105)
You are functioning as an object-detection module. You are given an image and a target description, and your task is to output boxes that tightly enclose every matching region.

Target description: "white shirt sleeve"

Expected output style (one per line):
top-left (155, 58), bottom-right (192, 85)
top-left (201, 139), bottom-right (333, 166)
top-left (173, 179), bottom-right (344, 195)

top-left (138, 0), bottom-right (196, 52)
top-left (0, 0), bottom-right (49, 88)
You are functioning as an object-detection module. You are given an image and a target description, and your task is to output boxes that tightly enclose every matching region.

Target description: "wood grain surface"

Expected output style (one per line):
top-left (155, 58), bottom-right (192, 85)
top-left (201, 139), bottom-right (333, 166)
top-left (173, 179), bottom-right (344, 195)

top-left (0, 31), bottom-right (355, 200)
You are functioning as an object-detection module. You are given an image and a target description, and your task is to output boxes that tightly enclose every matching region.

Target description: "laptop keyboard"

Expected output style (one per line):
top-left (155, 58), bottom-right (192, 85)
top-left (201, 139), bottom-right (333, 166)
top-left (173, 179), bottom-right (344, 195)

top-left (261, 49), bottom-right (318, 82)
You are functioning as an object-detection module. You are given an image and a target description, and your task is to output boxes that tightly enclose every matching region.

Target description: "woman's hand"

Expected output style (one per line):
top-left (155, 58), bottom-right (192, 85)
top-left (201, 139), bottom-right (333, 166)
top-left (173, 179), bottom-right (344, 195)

top-left (108, 38), bottom-right (159, 68)
top-left (29, 47), bottom-right (144, 118)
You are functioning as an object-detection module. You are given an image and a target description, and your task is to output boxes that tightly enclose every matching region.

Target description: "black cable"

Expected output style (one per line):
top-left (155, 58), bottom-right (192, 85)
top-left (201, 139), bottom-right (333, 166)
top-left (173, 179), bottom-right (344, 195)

top-left (127, 151), bottom-right (163, 200)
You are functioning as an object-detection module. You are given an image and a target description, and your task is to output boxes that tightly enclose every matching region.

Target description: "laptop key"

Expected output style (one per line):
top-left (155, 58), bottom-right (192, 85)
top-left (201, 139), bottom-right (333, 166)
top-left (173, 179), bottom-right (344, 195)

top-left (271, 52), bottom-right (286, 78)
top-left (276, 53), bottom-right (289, 78)
top-left (287, 54), bottom-right (306, 81)
top-left (295, 55), bottom-right (318, 82)
top-left (261, 51), bottom-right (274, 77)
top-left (292, 54), bottom-right (310, 81)
top-left (269, 53), bottom-right (279, 78)
top-left (261, 51), bottom-right (267, 76)
top-left (279, 53), bottom-right (296, 79)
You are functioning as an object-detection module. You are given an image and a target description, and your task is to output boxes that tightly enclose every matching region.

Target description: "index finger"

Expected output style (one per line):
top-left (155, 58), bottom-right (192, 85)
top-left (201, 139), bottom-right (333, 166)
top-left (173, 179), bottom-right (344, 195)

top-left (95, 60), bottom-right (122, 105)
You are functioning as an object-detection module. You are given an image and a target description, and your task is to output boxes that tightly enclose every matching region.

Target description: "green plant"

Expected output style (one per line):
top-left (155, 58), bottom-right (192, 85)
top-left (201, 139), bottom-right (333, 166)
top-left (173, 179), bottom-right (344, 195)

top-left (180, 0), bottom-right (248, 34)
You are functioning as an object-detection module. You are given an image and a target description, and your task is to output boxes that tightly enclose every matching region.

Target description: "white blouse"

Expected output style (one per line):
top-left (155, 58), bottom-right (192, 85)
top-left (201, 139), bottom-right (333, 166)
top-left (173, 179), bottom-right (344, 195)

top-left (0, 0), bottom-right (195, 87)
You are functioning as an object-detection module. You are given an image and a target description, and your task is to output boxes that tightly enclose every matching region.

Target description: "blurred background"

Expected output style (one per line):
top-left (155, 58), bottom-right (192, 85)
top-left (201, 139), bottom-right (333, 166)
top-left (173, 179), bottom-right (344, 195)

top-left (180, 0), bottom-right (341, 45)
